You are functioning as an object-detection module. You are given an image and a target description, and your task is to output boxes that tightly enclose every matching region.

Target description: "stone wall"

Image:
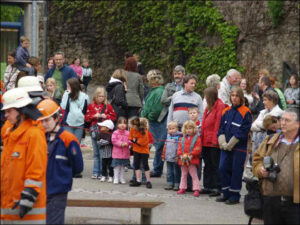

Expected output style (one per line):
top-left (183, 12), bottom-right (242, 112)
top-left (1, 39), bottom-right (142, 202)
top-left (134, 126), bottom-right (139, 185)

top-left (39, 1), bottom-right (299, 87)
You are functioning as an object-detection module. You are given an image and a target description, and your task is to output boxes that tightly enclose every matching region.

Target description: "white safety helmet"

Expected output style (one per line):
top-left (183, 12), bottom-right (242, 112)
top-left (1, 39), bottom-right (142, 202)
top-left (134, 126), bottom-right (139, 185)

top-left (18, 76), bottom-right (43, 92)
top-left (1, 88), bottom-right (33, 110)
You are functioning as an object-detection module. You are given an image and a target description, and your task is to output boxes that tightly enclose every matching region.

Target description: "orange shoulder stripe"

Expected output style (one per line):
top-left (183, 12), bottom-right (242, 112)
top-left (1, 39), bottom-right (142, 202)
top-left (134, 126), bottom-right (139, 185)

top-left (222, 106), bottom-right (231, 115)
top-left (238, 105), bottom-right (251, 118)
top-left (59, 130), bottom-right (79, 148)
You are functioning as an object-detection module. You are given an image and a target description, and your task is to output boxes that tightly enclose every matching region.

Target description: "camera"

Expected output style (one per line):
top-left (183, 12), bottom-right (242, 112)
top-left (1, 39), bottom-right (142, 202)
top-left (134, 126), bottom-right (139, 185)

top-left (263, 156), bottom-right (281, 182)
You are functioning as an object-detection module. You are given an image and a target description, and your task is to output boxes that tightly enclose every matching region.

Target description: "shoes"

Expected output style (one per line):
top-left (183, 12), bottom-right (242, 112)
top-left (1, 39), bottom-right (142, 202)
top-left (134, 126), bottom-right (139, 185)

top-left (164, 185), bottom-right (173, 190)
top-left (97, 175), bottom-right (102, 180)
top-left (150, 172), bottom-right (161, 178)
top-left (107, 177), bottom-right (113, 183)
top-left (199, 189), bottom-right (212, 194)
top-left (80, 143), bottom-right (88, 148)
top-left (100, 176), bottom-right (106, 182)
top-left (177, 189), bottom-right (186, 195)
top-left (124, 167), bottom-right (128, 172)
top-left (130, 181), bottom-right (142, 187)
top-left (146, 182), bottom-right (152, 189)
top-left (129, 179), bottom-right (135, 184)
top-left (91, 174), bottom-right (98, 179)
top-left (120, 180), bottom-right (126, 184)
top-left (74, 173), bottom-right (83, 178)
top-left (225, 199), bottom-right (240, 205)
top-left (193, 190), bottom-right (200, 197)
top-left (173, 186), bottom-right (179, 191)
top-left (216, 196), bottom-right (228, 202)
top-left (113, 178), bottom-right (119, 184)
top-left (209, 191), bottom-right (221, 197)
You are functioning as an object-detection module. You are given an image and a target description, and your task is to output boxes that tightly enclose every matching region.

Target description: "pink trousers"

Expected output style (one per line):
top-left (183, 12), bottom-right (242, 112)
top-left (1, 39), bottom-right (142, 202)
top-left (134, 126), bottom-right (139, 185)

top-left (179, 165), bottom-right (200, 191)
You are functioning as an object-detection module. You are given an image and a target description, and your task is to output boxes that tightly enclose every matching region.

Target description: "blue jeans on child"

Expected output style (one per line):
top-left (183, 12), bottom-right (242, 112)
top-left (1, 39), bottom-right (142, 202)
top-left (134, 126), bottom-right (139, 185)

top-left (166, 162), bottom-right (181, 186)
top-left (91, 136), bottom-right (102, 176)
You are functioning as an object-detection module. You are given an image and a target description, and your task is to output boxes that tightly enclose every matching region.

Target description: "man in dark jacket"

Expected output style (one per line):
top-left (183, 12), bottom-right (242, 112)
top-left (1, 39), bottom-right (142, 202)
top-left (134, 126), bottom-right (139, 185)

top-left (251, 76), bottom-right (283, 116)
top-left (44, 51), bottom-right (77, 93)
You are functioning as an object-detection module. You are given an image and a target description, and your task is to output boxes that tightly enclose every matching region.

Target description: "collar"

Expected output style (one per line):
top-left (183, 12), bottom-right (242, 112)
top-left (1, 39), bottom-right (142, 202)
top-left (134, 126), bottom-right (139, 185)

top-left (181, 89), bottom-right (193, 95)
top-left (8, 119), bottom-right (34, 141)
top-left (279, 134), bottom-right (299, 145)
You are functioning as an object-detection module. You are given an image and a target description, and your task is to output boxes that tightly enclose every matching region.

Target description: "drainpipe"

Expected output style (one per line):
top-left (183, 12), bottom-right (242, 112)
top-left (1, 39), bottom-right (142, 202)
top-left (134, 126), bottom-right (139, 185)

top-left (42, 0), bottom-right (48, 71)
top-left (32, 0), bottom-right (37, 56)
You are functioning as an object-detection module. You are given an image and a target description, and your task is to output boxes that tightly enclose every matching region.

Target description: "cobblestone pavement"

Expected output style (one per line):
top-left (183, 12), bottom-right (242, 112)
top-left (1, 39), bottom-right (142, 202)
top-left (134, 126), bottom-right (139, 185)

top-left (66, 134), bottom-right (263, 224)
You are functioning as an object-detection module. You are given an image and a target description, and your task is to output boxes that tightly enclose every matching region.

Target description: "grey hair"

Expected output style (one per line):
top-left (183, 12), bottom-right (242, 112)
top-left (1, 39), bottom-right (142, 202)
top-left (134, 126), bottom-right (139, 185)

top-left (206, 74), bottom-right (220, 88)
top-left (227, 68), bottom-right (240, 78)
top-left (173, 65), bottom-right (185, 75)
top-left (284, 108), bottom-right (299, 122)
top-left (262, 90), bottom-right (278, 105)
top-left (147, 69), bottom-right (164, 85)
top-left (54, 51), bottom-right (65, 58)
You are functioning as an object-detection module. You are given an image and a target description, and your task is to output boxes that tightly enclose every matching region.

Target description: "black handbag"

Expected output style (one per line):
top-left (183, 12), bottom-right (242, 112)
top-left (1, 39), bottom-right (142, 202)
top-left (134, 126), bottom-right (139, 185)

top-left (243, 177), bottom-right (263, 225)
top-left (89, 104), bottom-right (106, 140)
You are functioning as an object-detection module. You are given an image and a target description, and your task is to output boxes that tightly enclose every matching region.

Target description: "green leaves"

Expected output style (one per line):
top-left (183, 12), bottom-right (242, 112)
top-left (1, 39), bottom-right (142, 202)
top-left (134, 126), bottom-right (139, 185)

top-left (267, 0), bottom-right (284, 27)
top-left (51, 0), bottom-right (241, 93)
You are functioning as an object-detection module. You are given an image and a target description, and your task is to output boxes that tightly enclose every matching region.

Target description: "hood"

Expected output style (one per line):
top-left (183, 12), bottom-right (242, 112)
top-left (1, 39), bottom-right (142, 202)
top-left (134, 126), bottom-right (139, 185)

top-left (106, 78), bottom-right (122, 92)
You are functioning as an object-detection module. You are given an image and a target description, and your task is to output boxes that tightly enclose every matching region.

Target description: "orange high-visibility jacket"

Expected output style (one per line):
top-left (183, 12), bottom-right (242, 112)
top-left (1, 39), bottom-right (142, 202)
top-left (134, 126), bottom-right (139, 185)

top-left (1, 119), bottom-right (47, 223)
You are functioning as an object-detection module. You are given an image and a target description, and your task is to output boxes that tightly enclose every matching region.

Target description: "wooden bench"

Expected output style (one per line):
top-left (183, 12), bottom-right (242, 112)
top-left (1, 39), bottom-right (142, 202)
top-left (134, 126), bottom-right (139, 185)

top-left (67, 199), bottom-right (164, 224)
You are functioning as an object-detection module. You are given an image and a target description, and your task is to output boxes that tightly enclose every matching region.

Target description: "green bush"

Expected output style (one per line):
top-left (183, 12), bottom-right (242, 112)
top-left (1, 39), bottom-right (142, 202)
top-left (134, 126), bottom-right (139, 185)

top-left (267, 0), bottom-right (284, 27)
top-left (52, 0), bottom-right (243, 93)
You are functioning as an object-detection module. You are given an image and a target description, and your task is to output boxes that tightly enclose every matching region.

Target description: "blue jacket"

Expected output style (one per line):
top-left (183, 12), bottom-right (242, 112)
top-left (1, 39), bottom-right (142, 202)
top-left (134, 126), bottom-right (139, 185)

top-left (46, 127), bottom-right (83, 195)
top-left (15, 46), bottom-right (29, 67)
top-left (44, 64), bottom-right (78, 90)
top-left (218, 104), bottom-right (252, 151)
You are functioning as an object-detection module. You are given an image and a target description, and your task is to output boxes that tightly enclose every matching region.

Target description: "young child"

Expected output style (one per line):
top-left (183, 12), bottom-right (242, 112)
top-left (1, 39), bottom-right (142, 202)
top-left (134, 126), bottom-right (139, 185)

top-left (263, 115), bottom-right (281, 135)
top-left (188, 107), bottom-right (202, 186)
top-left (111, 117), bottom-right (131, 184)
top-left (129, 117), bottom-right (152, 189)
top-left (177, 120), bottom-right (202, 197)
top-left (81, 58), bottom-right (93, 92)
top-left (188, 107), bottom-right (201, 134)
top-left (45, 78), bottom-right (62, 105)
top-left (14, 36), bottom-right (34, 75)
top-left (162, 121), bottom-right (182, 191)
top-left (98, 120), bottom-right (114, 182)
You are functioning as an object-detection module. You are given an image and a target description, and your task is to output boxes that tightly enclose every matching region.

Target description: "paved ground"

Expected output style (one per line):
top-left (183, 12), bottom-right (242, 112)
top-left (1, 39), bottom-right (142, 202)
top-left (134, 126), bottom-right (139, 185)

top-left (66, 136), bottom-right (262, 224)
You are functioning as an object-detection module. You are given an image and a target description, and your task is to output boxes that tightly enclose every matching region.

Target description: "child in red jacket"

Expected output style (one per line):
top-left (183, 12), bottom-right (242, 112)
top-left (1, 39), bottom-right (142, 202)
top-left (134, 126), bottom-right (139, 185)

top-left (177, 120), bottom-right (202, 197)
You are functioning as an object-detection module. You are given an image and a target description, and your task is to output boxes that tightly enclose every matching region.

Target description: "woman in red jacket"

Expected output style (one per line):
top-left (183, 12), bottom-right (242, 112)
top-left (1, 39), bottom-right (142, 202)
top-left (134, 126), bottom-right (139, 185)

top-left (85, 87), bottom-right (116, 179)
top-left (200, 87), bottom-right (226, 196)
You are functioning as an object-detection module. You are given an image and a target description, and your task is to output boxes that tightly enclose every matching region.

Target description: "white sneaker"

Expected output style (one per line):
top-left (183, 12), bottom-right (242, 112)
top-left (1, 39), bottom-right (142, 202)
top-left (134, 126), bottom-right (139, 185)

top-left (91, 174), bottom-right (98, 179)
top-left (120, 180), bottom-right (126, 184)
top-left (107, 177), bottom-right (113, 183)
top-left (100, 176), bottom-right (106, 182)
top-left (113, 179), bottom-right (119, 184)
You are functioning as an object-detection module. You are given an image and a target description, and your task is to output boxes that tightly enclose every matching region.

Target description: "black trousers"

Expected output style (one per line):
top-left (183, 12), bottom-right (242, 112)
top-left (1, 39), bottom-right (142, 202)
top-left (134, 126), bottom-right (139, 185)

top-left (102, 158), bottom-right (114, 177)
top-left (202, 146), bottom-right (221, 191)
top-left (46, 193), bottom-right (68, 225)
top-left (263, 196), bottom-right (300, 224)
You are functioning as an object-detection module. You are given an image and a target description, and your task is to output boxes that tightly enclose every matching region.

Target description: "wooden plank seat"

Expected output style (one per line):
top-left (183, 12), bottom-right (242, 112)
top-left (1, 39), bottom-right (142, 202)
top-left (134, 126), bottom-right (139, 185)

top-left (67, 199), bottom-right (164, 224)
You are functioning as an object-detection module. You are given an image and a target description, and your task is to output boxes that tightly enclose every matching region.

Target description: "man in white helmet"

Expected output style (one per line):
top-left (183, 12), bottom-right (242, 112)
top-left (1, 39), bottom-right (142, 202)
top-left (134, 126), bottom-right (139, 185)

top-left (1, 88), bottom-right (47, 224)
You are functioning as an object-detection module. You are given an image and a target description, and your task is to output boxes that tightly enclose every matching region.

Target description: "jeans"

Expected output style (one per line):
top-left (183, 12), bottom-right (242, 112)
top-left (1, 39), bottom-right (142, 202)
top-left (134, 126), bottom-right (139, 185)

top-left (149, 117), bottom-right (167, 176)
top-left (263, 196), bottom-right (300, 224)
top-left (46, 193), bottom-right (68, 224)
top-left (91, 136), bottom-right (102, 176)
top-left (83, 76), bottom-right (92, 92)
top-left (166, 161), bottom-right (181, 186)
top-left (64, 125), bottom-right (84, 143)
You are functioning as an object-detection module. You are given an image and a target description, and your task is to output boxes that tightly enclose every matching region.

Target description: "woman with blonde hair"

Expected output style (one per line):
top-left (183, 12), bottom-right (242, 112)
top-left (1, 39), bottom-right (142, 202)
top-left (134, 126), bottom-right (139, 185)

top-left (106, 69), bottom-right (128, 119)
top-left (46, 77), bottom-right (62, 105)
top-left (85, 87), bottom-right (116, 179)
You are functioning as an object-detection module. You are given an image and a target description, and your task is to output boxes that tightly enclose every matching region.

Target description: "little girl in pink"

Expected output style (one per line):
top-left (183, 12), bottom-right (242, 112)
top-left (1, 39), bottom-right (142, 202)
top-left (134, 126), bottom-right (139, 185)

top-left (111, 117), bottom-right (131, 184)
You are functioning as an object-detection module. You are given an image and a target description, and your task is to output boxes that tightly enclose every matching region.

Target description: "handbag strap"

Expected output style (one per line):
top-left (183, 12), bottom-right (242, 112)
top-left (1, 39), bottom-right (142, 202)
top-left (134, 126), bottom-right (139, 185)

top-left (97, 104), bottom-right (107, 122)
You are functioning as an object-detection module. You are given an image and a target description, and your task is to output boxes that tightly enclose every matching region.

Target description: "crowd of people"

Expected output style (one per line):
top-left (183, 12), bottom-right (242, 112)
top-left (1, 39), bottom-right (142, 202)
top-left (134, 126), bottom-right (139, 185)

top-left (1, 36), bottom-right (299, 224)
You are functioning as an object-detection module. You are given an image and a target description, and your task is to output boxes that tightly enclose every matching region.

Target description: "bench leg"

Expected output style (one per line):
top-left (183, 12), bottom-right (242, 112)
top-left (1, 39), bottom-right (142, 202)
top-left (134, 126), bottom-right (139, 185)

top-left (141, 208), bottom-right (152, 224)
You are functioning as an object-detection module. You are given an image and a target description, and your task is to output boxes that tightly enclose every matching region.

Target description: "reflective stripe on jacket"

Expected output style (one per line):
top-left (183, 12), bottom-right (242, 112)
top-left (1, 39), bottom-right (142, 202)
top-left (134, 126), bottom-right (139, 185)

top-left (1, 119), bottom-right (47, 223)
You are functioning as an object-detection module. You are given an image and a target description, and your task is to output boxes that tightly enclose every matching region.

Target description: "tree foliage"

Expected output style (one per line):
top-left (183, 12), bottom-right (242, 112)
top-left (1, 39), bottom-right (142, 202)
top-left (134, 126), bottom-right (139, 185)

top-left (267, 0), bottom-right (284, 27)
top-left (53, 0), bottom-right (243, 93)
top-left (0, 5), bottom-right (23, 22)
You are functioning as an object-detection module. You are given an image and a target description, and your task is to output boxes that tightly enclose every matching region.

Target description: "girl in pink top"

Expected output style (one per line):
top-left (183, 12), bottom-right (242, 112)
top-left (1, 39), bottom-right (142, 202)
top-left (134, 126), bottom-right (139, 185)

top-left (69, 58), bottom-right (83, 79)
top-left (111, 117), bottom-right (131, 184)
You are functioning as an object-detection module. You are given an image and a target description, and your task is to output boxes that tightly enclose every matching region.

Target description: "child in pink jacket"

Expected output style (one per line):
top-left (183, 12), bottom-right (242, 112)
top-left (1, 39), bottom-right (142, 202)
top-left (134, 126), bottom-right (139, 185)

top-left (111, 117), bottom-right (131, 184)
